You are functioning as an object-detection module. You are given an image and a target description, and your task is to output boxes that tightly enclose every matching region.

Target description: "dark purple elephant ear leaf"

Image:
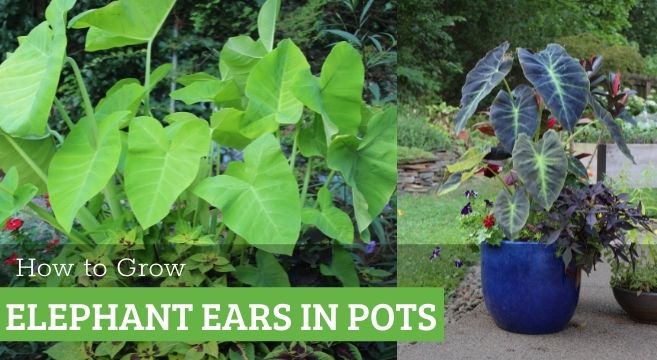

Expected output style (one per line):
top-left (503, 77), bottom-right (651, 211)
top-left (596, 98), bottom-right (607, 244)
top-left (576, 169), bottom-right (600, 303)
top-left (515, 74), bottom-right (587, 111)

top-left (490, 84), bottom-right (539, 152)
top-left (588, 92), bottom-right (635, 164)
top-left (517, 44), bottom-right (590, 132)
top-left (493, 188), bottom-right (530, 239)
top-left (454, 42), bottom-right (513, 133)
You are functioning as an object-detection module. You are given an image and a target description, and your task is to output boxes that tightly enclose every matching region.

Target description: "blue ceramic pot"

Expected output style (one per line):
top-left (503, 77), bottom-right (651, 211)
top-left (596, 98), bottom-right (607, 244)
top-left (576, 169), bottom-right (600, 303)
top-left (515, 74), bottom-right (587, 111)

top-left (481, 240), bottom-right (580, 334)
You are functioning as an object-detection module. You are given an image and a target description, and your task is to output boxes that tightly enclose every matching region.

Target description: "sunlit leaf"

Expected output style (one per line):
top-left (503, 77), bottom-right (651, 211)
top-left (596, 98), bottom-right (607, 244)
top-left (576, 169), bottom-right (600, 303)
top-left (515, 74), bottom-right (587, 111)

top-left (195, 134), bottom-right (300, 255)
top-left (0, 167), bottom-right (38, 225)
top-left (518, 44), bottom-right (590, 132)
top-left (69, 0), bottom-right (175, 51)
top-left (220, 36), bottom-right (268, 90)
top-left (125, 116), bottom-right (211, 229)
top-left (512, 130), bottom-right (567, 210)
top-left (0, 133), bottom-right (55, 193)
top-left (454, 42), bottom-right (513, 133)
top-left (48, 112), bottom-right (126, 232)
top-left (234, 250), bottom-right (290, 287)
top-left (320, 243), bottom-right (359, 287)
top-left (257, 0), bottom-right (281, 52)
top-left (302, 187), bottom-right (354, 244)
top-left (244, 39), bottom-right (310, 125)
top-left (490, 85), bottom-right (539, 152)
top-left (327, 107), bottom-right (396, 233)
top-left (0, 0), bottom-right (75, 138)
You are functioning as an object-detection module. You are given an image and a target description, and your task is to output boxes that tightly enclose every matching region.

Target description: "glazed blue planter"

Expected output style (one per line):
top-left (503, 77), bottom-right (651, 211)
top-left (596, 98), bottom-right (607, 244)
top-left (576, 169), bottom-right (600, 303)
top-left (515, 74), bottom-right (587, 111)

top-left (481, 240), bottom-right (580, 334)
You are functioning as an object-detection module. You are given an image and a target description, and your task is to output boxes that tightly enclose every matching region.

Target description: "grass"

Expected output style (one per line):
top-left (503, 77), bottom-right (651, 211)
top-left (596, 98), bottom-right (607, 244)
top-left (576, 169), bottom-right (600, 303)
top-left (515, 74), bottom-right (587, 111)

top-left (398, 177), bottom-right (501, 245)
top-left (397, 177), bottom-right (501, 291)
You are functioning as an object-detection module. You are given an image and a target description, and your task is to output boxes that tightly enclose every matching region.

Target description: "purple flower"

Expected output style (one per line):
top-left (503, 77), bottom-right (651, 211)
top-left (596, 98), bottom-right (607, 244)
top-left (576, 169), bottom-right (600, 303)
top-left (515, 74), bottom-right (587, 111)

top-left (364, 240), bottom-right (377, 255)
top-left (464, 190), bottom-right (478, 199)
top-left (484, 199), bottom-right (494, 208)
top-left (461, 202), bottom-right (473, 215)
top-left (454, 259), bottom-right (463, 268)
top-left (429, 246), bottom-right (441, 261)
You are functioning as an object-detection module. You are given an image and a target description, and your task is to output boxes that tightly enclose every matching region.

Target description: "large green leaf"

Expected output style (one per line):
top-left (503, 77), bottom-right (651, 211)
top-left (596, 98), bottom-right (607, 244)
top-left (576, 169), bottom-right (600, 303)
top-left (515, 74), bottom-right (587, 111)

top-left (493, 189), bottom-right (530, 240)
top-left (48, 113), bottom-right (126, 232)
top-left (210, 109), bottom-right (251, 149)
top-left (490, 85), bottom-right (539, 152)
top-left (244, 39), bottom-right (310, 125)
top-left (95, 79), bottom-right (145, 122)
top-left (512, 130), bottom-right (567, 210)
top-left (234, 250), bottom-right (290, 287)
top-left (518, 44), bottom-right (590, 132)
top-left (0, 0), bottom-right (75, 138)
top-left (219, 36), bottom-right (268, 90)
top-left (454, 42), bottom-right (513, 133)
top-left (125, 117), bottom-right (211, 229)
top-left (0, 167), bottom-right (38, 225)
top-left (257, 0), bottom-right (281, 52)
top-left (293, 42), bottom-right (364, 138)
top-left (302, 187), bottom-right (354, 244)
top-left (320, 243), bottom-right (359, 287)
top-left (171, 73), bottom-right (241, 108)
top-left (297, 114), bottom-right (327, 158)
top-left (327, 107), bottom-right (396, 233)
top-left (0, 133), bottom-right (55, 193)
top-left (69, 0), bottom-right (175, 51)
top-left (194, 134), bottom-right (300, 255)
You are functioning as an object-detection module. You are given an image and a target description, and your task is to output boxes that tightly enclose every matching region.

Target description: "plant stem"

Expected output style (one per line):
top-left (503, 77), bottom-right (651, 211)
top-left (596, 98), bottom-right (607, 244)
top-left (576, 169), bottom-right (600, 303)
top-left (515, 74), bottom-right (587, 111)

top-left (144, 40), bottom-right (153, 116)
top-left (103, 177), bottom-right (123, 224)
top-left (299, 158), bottom-right (313, 207)
top-left (66, 57), bottom-right (96, 124)
top-left (289, 126), bottom-right (299, 169)
top-left (27, 203), bottom-right (91, 247)
top-left (54, 97), bottom-right (75, 130)
top-left (1, 133), bottom-right (48, 183)
top-left (502, 78), bottom-right (513, 94)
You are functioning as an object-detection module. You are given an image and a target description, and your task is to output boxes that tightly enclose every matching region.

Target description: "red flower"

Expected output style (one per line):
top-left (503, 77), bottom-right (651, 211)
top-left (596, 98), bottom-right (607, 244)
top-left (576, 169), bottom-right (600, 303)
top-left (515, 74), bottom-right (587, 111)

top-left (3, 218), bottom-right (23, 232)
top-left (46, 238), bottom-right (60, 252)
top-left (547, 117), bottom-right (557, 129)
top-left (4, 252), bottom-right (18, 266)
top-left (483, 214), bottom-right (496, 229)
top-left (483, 164), bottom-right (500, 178)
top-left (44, 193), bottom-right (51, 209)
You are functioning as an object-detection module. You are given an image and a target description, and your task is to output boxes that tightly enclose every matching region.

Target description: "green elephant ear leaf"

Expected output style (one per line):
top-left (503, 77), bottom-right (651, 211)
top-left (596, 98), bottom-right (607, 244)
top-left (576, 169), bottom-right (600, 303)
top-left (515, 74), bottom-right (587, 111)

top-left (297, 114), bottom-right (327, 158)
top-left (234, 250), bottom-right (290, 287)
top-left (171, 73), bottom-right (241, 108)
top-left (69, 0), bottom-right (175, 51)
top-left (302, 187), bottom-right (354, 244)
top-left (512, 130), bottom-right (567, 210)
top-left (244, 39), bottom-right (311, 125)
top-left (194, 134), bottom-right (301, 256)
top-left (517, 44), bottom-right (590, 132)
top-left (327, 107), bottom-right (396, 233)
top-left (125, 116), bottom-right (211, 229)
top-left (0, 133), bottom-right (56, 193)
top-left (95, 79), bottom-right (145, 122)
top-left (0, 167), bottom-right (38, 225)
top-left (257, 0), bottom-right (281, 52)
top-left (588, 92), bottom-right (635, 164)
top-left (48, 113), bottom-right (126, 232)
top-left (454, 42), bottom-right (513, 133)
top-left (320, 243), bottom-right (359, 287)
top-left (0, 0), bottom-right (75, 138)
top-left (220, 35), bottom-right (268, 90)
top-left (490, 85), bottom-right (539, 152)
top-left (293, 42), bottom-right (364, 138)
top-left (493, 189), bottom-right (530, 239)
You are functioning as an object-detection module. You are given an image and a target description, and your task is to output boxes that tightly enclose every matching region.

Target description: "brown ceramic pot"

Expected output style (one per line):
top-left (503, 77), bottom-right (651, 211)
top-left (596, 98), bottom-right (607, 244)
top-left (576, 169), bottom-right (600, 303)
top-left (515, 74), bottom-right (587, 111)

top-left (613, 287), bottom-right (657, 324)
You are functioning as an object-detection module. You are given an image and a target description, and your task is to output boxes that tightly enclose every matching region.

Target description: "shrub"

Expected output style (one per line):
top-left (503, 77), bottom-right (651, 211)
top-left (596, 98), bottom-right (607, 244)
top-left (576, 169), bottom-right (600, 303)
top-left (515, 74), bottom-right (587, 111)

top-left (398, 146), bottom-right (436, 162)
top-left (398, 114), bottom-right (451, 152)
top-left (557, 33), bottom-right (644, 74)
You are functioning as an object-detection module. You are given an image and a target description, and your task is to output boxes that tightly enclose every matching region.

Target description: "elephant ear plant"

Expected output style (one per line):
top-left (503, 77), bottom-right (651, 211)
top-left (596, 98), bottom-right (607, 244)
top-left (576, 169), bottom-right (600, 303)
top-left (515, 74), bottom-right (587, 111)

top-left (0, 0), bottom-right (396, 286)
top-left (442, 42), bottom-right (643, 272)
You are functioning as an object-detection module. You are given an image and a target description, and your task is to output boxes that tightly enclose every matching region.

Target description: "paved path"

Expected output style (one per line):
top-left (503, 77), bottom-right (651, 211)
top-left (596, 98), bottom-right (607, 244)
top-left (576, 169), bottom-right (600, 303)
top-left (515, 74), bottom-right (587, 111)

top-left (398, 262), bottom-right (657, 360)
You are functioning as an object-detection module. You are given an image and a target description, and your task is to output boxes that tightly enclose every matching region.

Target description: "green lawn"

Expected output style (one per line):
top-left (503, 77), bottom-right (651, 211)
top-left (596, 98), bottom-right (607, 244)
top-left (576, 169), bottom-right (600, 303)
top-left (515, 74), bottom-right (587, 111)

top-left (397, 177), bottom-right (500, 291)
top-left (398, 177), bottom-right (501, 245)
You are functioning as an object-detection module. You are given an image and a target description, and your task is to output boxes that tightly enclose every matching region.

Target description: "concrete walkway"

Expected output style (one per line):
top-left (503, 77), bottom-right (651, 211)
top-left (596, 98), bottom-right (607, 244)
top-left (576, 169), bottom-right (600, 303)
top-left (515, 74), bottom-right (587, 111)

top-left (398, 263), bottom-right (657, 359)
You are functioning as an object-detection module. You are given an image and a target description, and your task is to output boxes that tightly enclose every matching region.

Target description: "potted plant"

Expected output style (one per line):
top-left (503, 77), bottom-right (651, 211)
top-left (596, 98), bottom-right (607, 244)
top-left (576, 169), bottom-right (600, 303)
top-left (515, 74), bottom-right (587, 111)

top-left (442, 42), bottom-right (642, 334)
top-left (611, 244), bottom-right (657, 324)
